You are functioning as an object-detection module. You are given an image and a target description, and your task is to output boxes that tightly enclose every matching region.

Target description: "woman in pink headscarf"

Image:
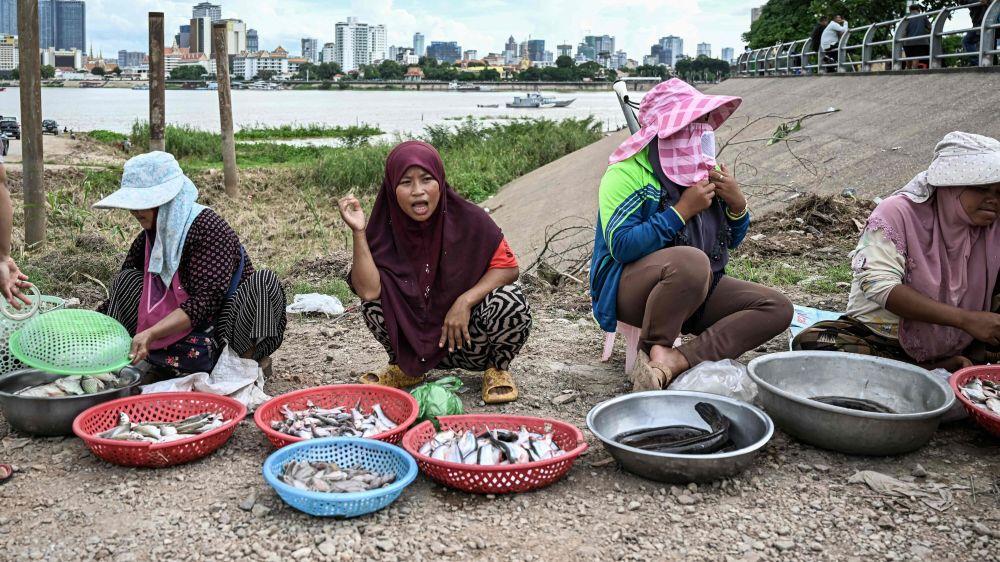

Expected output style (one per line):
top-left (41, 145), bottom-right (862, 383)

top-left (794, 131), bottom-right (1000, 371)
top-left (591, 79), bottom-right (792, 391)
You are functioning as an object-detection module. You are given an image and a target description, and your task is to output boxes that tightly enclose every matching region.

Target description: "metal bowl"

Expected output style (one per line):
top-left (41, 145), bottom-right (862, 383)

top-left (0, 367), bottom-right (142, 436)
top-left (747, 351), bottom-right (954, 456)
top-left (587, 391), bottom-right (774, 483)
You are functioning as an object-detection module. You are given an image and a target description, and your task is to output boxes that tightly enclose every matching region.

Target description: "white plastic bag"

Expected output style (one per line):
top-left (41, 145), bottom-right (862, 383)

top-left (668, 359), bottom-right (758, 403)
top-left (141, 345), bottom-right (271, 411)
top-left (285, 293), bottom-right (345, 316)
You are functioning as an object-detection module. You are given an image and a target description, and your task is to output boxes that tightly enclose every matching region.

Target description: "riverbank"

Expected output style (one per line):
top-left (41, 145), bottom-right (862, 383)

top-left (0, 79), bottom-right (661, 92)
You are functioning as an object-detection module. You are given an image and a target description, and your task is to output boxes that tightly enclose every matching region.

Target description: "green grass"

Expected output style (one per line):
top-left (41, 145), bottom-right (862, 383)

top-left (288, 279), bottom-right (354, 305)
top-left (88, 130), bottom-right (127, 144)
top-left (729, 256), bottom-right (852, 295)
top-left (234, 123), bottom-right (382, 141)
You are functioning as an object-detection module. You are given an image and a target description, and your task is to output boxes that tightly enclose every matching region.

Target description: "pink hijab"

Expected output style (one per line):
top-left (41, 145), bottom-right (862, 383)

top-left (867, 172), bottom-right (1000, 362)
top-left (609, 78), bottom-right (741, 186)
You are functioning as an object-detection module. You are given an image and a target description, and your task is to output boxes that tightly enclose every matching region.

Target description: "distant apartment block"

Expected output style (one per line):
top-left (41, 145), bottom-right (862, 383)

top-left (0, 33), bottom-right (16, 71)
top-left (697, 42), bottom-right (711, 58)
top-left (301, 38), bottom-right (318, 62)
top-left (413, 32), bottom-right (425, 57)
top-left (192, 2), bottom-right (221, 21)
top-left (334, 17), bottom-right (386, 72)
top-left (426, 41), bottom-right (460, 63)
top-left (721, 47), bottom-right (734, 62)
top-left (247, 28), bottom-right (258, 52)
top-left (117, 49), bottom-right (145, 69)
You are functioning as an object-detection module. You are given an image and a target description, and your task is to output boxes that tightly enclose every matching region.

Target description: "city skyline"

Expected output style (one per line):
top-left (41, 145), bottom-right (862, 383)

top-left (60, 0), bottom-right (757, 63)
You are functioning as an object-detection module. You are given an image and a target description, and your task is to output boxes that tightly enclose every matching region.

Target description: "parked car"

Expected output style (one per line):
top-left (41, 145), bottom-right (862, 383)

top-left (42, 119), bottom-right (59, 135)
top-left (0, 118), bottom-right (20, 140)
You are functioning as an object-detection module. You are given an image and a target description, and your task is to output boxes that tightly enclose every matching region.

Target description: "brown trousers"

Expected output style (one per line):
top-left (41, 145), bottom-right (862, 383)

top-left (617, 247), bottom-right (794, 365)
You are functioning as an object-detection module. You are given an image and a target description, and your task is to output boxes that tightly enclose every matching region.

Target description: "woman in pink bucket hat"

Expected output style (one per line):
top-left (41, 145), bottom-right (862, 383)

top-left (590, 79), bottom-right (793, 391)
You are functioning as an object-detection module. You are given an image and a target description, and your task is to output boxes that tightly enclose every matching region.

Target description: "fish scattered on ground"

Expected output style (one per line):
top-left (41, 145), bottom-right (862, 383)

top-left (280, 459), bottom-right (396, 493)
top-left (810, 395), bottom-right (896, 414)
top-left (13, 373), bottom-right (125, 398)
top-left (270, 401), bottom-right (398, 439)
top-left (96, 412), bottom-right (226, 443)
top-left (418, 426), bottom-right (566, 465)
top-left (614, 402), bottom-right (736, 455)
top-left (961, 377), bottom-right (1000, 415)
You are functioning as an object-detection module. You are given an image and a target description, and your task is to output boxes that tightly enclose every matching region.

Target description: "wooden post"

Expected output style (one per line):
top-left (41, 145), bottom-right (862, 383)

top-left (17, 0), bottom-right (44, 248)
top-left (148, 12), bottom-right (165, 152)
top-left (212, 23), bottom-right (238, 196)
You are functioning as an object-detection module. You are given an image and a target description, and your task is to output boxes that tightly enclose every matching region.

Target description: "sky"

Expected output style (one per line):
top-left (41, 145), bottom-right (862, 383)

top-left (89, 0), bottom-right (762, 59)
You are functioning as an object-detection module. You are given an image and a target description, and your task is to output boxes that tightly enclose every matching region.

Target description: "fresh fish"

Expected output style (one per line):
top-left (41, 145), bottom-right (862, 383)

top-left (614, 402), bottom-right (735, 455)
top-left (961, 377), bottom-right (1000, 415)
top-left (810, 396), bottom-right (896, 414)
top-left (96, 411), bottom-right (227, 443)
top-left (987, 397), bottom-right (1000, 415)
top-left (419, 426), bottom-right (566, 466)
top-left (270, 402), bottom-right (399, 440)
top-left (13, 373), bottom-right (125, 398)
top-left (279, 460), bottom-right (397, 494)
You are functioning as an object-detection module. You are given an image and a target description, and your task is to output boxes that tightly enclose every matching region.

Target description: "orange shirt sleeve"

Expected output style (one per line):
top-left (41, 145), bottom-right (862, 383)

top-left (488, 238), bottom-right (519, 270)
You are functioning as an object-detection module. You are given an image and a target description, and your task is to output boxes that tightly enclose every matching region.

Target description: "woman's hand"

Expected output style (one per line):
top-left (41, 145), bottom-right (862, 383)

top-left (673, 180), bottom-right (716, 221)
top-left (0, 257), bottom-right (31, 309)
top-left (439, 297), bottom-right (472, 353)
top-left (130, 329), bottom-right (155, 364)
top-left (710, 164), bottom-right (747, 215)
top-left (959, 310), bottom-right (1000, 345)
top-left (338, 196), bottom-right (367, 233)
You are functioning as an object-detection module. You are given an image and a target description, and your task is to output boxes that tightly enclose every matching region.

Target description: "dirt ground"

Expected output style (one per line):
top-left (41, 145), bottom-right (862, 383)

top-left (1, 196), bottom-right (998, 562)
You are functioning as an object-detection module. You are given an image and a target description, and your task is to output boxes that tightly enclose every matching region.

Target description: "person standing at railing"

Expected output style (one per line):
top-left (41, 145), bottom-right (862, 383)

top-left (821, 14), bottom-right (849, 71)
top-left (810, 15), bottom-right (830, 66)
top-left (903, 4), bottom-right (932, 70)
top-left (963, 0), bottom-right (991, 59)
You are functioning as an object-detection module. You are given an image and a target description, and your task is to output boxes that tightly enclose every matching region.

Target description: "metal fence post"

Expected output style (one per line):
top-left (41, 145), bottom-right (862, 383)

top-left (929, 11), bottom-right (947, 69)
top-left (891, 17), bottom-right (907, 71)
top-left (982, 0), bottom-right (1000, 67)
top-left (861, 25), bottom-right (877, 72)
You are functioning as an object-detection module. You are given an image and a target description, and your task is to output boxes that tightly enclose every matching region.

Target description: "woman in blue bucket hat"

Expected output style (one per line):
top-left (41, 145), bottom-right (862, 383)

top-left (93, 151), bottom-right (287, 377)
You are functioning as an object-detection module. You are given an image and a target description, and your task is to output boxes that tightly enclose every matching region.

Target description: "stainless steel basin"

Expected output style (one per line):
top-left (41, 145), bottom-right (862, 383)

top-left (587, 391), bottom-right (773, 483)
top-left (0, 367), bottom-right (142, 436)
top-left (747, 351), bottom-right (954, 455)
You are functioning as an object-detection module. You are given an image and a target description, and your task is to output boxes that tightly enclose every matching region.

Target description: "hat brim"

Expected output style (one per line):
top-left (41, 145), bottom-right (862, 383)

top-left (926, 152), bottom-right (1000, 187)
top-left (92, 174), bottom-right (187, 210)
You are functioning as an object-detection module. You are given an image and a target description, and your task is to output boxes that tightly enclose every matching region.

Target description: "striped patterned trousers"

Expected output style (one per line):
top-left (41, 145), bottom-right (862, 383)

top-left (361, 284), bottom-right (532, 372)
top-left (102, 268), bottom-right (287, 363)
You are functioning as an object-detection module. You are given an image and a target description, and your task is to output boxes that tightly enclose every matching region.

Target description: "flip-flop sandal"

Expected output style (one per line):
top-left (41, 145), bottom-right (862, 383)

top-left (0, 464), bottom-right (12, 484)
top-left (631, 351), bottom-right (673, 392)
top-left (482, 367), bottom-right (519, 404)
top-left (358, 364), bottom-right (425, 389)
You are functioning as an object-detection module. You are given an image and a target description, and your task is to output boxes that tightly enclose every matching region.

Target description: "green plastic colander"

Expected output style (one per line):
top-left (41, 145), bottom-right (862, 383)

top-left (8, 309), bottom-right (132, 376)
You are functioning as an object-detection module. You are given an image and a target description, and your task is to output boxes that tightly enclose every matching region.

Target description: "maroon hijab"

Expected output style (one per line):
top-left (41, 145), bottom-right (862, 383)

top-left (363, 141), bottom-right (503, 376)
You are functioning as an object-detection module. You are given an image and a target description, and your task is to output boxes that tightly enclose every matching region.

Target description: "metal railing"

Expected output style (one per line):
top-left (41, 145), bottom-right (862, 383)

top-left (737, 1), bottom-right (1000, 75)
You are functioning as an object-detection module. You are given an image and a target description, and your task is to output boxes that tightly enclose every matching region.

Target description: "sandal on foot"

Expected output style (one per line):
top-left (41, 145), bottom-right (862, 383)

top-left (482, 367), bottom-right (519, 404)
top-left (358, 364), bottom-right (424, 389)
top-left (0, 464), bottom-right (12, 484)
top-left (630, 351), bottom-right (672, 392)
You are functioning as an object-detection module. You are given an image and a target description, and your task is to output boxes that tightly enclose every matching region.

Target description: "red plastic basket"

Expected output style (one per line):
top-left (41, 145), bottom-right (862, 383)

top-left (401, 414), bottom-right (588, 494)
top-left (951, 366), bottom-right (1000, 438)
top-left (253, 384), bottom-right (418, 448)
top-left (72, 392), bottom-right (246, 468)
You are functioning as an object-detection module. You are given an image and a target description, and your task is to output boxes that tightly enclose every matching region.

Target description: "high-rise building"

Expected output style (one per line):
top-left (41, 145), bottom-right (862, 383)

top-left (54, 0), bottom-right (84, 51)
top-left (697, 42), bottom-right (711, 58)
top-left (412, 32), bottom-right (425, 57)
top-left (334, 17), bottom-right (370, 71)
top-left (751, 6), bottom-right (763, 23)
top-left (246, 28), bottom-right (258, 52)
top-left (176, 24), bottom-right (191, 49)
top-left (216, 18), bottom-right (246, 55)
top-left (556, 44), bottom-right (572, 58)
top-left (320, 42), bottom-right (334, 63)
top-left (0, 0), bottom-right (15, 36)
top-left (463, 49), bottom-right (477, 61)
top-left (192, 2), bottom-right (221, 21)
top-left (117, 49), bottom-right (144, 68)
top-left (584, 35), bottom-right (615, 59)
top-left (503, 35), bottom-right (516, 64)
top-left (576, 43), bottom-right (595, 61)
top-left (38, 0), bottom-right (54, 48)
top-left (610, 50), bottom-right (628, 70)
top-left (301, 37), bottom-right (318, 62)
top-left (721, 47), bottom-right (734, 62)
top-left (426, 41), bottom-right (460, 63)
top-left (189, 16), bottom-right (211, 54)
top-left (0, 34), bottom-right (17, 71)
top-left (526, 39), bottom-right (544, 62)
top-left (658, 36), bottom-right (683, 66)
top-left (370, 24), bottom-right (386, 62)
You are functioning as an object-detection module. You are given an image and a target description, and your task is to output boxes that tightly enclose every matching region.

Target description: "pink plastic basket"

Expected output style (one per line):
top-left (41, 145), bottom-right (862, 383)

top-left (401, 414), bottom-right (588, 494)
top-left (72, 392), bottom-right (246, 468)
top-left (951, 366), bottom-right (1000, 438)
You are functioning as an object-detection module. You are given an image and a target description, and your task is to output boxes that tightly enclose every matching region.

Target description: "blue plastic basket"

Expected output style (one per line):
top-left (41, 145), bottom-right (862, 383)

top-left (263, 437), bottom-right (418, 518)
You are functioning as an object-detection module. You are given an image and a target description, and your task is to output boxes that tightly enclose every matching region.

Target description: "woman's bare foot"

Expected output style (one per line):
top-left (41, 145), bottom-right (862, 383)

top-left (648, 345), bottom-right (690, 383)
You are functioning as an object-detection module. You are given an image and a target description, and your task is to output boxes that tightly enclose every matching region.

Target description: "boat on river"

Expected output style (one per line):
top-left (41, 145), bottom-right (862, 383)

top-left (505, 92), bottom-right (575, 108)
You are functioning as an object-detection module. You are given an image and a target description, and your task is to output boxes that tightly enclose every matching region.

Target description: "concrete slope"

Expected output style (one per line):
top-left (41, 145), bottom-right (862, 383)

top-left (490, 71), bottom-right (1000, 263)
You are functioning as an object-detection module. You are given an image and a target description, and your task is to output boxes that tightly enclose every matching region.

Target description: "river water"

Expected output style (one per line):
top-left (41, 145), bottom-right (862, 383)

top-left (0, 88), bottom-right (630, 136)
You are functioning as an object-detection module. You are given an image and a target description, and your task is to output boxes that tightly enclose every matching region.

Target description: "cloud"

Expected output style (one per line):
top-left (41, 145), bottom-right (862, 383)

top-left (88, 0), bottom-right (759, 59)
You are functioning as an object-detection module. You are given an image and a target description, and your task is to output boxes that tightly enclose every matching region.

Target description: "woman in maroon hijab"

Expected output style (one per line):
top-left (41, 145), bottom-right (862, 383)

top-left (338, 141), bottom-right (531, 404)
